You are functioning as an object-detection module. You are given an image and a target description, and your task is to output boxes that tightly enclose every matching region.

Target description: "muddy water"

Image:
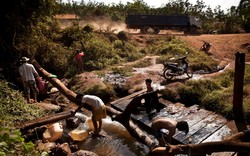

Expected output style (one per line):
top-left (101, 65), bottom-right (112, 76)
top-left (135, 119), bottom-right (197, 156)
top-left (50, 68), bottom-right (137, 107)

top-left (77, 117), bottom-right (150, 156)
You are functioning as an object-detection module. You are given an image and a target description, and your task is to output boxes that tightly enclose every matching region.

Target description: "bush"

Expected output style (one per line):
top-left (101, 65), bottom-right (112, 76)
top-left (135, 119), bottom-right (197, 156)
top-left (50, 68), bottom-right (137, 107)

top-left (117, 31), bottom-right (128, 42)
top-left (83, 24), bottom-right (94, 33)
top-left (0, 80), bottom-right (51, 128)
top-left (0, 127), bottom-right (39, 155)
top-left (158, 88), bottom-right (179, 103)
top-left (177, 80), bottom-right (221, 106)
top-left (201, 90), bottom-right (226, 112)
top-left (85, 83), bottom-right (116, 103)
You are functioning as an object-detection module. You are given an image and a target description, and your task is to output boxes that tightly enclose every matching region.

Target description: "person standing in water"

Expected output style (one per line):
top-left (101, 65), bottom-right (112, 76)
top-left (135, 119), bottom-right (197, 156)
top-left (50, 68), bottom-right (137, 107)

top-left (76, 94), bottom-right (107, 134)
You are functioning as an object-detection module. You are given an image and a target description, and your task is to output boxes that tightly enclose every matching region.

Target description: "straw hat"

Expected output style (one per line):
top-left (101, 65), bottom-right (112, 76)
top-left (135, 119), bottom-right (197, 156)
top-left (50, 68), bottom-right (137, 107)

top-left (20, 57), bottom-right (30, 62)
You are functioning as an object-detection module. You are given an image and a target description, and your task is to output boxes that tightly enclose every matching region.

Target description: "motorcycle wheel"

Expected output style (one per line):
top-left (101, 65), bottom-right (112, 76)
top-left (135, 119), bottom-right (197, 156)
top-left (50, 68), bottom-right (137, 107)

top-left (186, 69), bottom-right (193, 78)
top-left (163, 68), bottom-right (174, 80)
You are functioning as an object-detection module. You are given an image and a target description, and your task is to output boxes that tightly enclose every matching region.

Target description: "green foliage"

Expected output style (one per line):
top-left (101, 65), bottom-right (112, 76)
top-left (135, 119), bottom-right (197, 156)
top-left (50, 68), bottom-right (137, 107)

top-left (0, 80), bottom-right (51, 128)
top-left (83, 83), bottom-right (116, 102)
top-left (112, 40), bottom-right (144, 62)
top-left (158, 88), bottom-right (179, 103)
top-left (111, 66), bottom-right (133, 77)
top-left (117, 31), bottom-right (128, 42)
top-left (201, 90), bottom-right (234, 118)
top-left (201, 90), bottom-right (227, 112)
top-left (0, 127), bottom-right (39, 156)
top-left (132, 58), bottom-right (152, 68)
top-left (82, 24), bottom-right (94, 33)
top-left (214, 69), bottom-right (235, 88)
top-left (177, 80), bottom-right (221, 106)
top-left (60, 22), bottom-right (86, 47)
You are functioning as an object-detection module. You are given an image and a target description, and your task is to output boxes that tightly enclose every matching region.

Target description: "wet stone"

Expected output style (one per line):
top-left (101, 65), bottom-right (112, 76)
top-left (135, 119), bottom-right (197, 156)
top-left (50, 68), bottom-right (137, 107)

top-left (66, 117), bottom-right (81, 129)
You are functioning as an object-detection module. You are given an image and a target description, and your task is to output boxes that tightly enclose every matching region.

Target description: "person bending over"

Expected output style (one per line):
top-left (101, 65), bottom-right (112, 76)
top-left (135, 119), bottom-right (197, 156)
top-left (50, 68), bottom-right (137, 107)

top-left (76, 94), bottom-right (107, 134)
top-left (151, 117), bottom-right (189, 146)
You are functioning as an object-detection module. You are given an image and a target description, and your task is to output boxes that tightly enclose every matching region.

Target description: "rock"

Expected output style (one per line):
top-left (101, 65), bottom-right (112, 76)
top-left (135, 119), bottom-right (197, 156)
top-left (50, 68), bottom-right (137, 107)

top-left (35, 102), bottom-right (61, 111)
top-left (51, 143), bottom-right (72, 156)
top-left (66, 117), bottom-right (81, 129)
top-left (69, 150), bottom-right (98, 156)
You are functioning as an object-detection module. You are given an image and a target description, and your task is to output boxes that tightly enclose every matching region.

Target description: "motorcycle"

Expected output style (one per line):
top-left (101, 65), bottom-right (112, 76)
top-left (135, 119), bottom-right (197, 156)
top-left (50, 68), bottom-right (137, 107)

top-left (200, 40), bottom-right (211, 54)
top-left (163, 52), bottom-right (193, 80)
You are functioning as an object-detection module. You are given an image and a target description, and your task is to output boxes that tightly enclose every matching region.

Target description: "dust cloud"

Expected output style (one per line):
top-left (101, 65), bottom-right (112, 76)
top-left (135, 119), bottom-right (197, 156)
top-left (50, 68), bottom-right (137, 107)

top-left (59, 16), bottom-right (130, 33)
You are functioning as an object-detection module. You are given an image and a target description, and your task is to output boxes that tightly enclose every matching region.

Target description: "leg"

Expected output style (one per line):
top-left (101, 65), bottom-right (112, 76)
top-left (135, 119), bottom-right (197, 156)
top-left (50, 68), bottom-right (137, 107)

top-left (33, 92), bottom-right (38, 103)
top-left (145, 97), bottom-right (151, 114)
top-left (92, 116), bottom-right (98, 133)
top-left (29, 80), bottom-right (38, 103)
top-left (97, 120), bottom-right (102, 132)
top-left (24, 83), bottom-right (31, 103)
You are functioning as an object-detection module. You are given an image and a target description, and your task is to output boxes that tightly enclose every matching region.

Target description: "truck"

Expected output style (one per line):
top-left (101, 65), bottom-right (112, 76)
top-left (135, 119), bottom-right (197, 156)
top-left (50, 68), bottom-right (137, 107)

top-left (125, 13), bottom-right (202, 34)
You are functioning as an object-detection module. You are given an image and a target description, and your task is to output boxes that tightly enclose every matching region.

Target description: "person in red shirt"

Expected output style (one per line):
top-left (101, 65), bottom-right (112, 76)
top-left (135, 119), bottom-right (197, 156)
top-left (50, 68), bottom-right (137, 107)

top-left (75, 50), bottom-right (85, 73)
top-left (36, 77), bottom-right (48, 101)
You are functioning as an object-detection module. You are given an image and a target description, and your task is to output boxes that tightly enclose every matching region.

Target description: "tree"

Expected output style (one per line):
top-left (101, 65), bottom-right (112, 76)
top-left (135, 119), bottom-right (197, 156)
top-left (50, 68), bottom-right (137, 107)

top-left (238, 0), bottom-right (250, 32)
top-left (0, 0), bottom-right (56, 81)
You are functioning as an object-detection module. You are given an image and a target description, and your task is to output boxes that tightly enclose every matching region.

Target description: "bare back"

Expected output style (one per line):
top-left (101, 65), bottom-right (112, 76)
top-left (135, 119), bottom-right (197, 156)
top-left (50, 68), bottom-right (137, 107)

top-left (151, 117), bottom-right (177, 143)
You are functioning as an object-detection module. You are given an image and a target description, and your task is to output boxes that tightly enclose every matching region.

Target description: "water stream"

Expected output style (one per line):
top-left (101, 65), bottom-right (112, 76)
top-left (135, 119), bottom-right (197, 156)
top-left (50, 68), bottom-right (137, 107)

top-left (76, 117), bottom-right (150, 156)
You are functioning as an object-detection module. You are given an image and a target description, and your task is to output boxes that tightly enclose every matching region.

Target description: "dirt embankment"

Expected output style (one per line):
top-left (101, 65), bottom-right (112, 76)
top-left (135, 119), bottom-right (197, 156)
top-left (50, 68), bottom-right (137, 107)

top-left (179, 33), bottom-right (250, 63)
top-left (130, 33), bottom-right (250, 63)
top-left (122, 33), bottom-right (250, 92)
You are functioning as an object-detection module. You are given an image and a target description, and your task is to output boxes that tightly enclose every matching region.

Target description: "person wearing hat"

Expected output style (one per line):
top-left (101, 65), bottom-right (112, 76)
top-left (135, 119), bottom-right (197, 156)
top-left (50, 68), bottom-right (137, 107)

top-left (151, 117), bottom-right (189, 146)
top-left (18, 57), bottom-right (39, 103)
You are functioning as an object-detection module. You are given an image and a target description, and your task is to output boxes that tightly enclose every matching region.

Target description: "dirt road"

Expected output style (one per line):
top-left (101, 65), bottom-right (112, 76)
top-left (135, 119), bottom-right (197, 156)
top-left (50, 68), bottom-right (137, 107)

top-left (179, 33), bottom-right (250, 63)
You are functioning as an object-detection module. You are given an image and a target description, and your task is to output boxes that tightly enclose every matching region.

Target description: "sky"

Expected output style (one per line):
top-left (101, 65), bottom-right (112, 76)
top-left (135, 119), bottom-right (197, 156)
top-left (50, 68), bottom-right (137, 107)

top-left (78, 0), bottom-right (241, 11)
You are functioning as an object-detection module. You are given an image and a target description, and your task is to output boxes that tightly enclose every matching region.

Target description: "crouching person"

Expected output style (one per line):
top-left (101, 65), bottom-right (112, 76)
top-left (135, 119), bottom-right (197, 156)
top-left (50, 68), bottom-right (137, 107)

top-left (151, 117), bottom-right (189, 146)
top-left (76, 94), bottom-right (107, 134)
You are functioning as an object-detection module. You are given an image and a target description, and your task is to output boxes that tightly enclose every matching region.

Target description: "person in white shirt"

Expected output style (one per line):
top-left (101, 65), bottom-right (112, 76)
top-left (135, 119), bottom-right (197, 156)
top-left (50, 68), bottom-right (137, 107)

top-left (76, 94), bottom-right (107, 134)
top-left (18, 57), bottom-right (39, 103)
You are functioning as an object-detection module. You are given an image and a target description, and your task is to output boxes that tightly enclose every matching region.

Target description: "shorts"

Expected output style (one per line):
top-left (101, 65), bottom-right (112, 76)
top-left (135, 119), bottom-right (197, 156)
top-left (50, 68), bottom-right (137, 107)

top-left (24, 80), bottom-right (38, 94)
top-left (93, 105), bottom-right (107, 121)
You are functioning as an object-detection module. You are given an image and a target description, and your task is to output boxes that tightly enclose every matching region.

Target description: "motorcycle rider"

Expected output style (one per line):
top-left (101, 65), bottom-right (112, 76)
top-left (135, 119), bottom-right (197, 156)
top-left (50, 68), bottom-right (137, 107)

top-left (200, 40), bottom-right (211, 53)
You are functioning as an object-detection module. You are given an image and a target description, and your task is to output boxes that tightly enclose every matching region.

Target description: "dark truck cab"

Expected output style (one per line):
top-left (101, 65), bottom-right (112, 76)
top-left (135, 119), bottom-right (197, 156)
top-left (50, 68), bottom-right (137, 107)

top-left (125, 13), bottom-right (202, 34)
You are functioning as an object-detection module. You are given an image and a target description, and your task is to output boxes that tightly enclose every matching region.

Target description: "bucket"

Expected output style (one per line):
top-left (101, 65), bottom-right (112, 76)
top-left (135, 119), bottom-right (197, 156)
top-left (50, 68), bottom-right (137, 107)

top-left (43, 122), bottom-right (63, 142)
top-left (69, 129), bottom-right (89, 141)
top-left (86, 117), bottom-right (97, 131)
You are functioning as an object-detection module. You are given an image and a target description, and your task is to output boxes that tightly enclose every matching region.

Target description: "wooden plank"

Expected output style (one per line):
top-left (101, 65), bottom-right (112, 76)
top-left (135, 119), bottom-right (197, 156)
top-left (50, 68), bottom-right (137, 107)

top-left (130, 104), bottom-right (189, 128)
top-left (174, 113), bottom-right (217, 143)
top-left (173, 109), bottom-right (214, 136)
top-left (181, 115), bottom-right (228, 144)
top-left (131, 107), bottom-right (213, 136)
top-left (202, 120), bottom-right (238, 143)
top-left (158, 104), bottom-right (200, 120)
top-left (111, 99), bottom-right (131, 111)
top-left (158, 97), bottom-right (174, 107)
top-left (110, 90), bottom-right (147, 111)
top-left (111, 89), bottom-right (146, 105)
top-left (110, 90), bottom-right (237, 146)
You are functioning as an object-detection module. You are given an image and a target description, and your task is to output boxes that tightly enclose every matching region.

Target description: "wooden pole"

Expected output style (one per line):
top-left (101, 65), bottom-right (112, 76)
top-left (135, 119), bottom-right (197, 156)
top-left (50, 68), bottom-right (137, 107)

top-left (233, 52), bottom-right (249, 156)
top-left (233, 52), bottom-right (247, 131)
